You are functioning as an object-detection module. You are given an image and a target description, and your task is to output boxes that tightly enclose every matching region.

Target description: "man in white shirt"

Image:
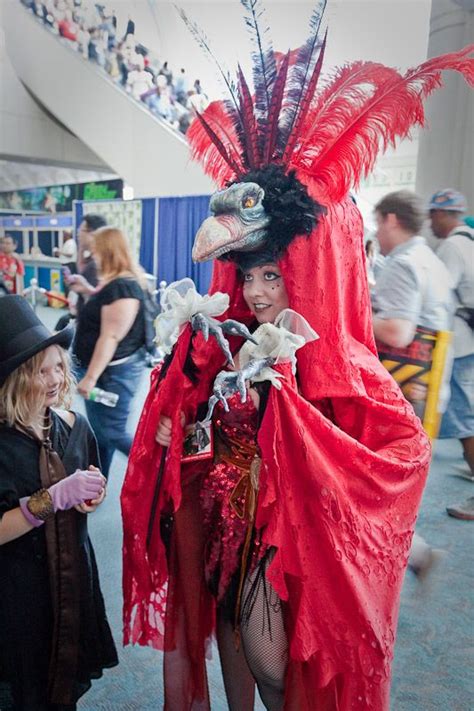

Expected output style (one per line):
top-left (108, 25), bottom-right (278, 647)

top-left (175, 68), bottom-right (190, 105)
top-left (54, 230), bottom-right (77, 297)
top-left (372, 191), bottom-right (454, 574)
top-left (126, 55), bottom-right (153, 101)
top-left (429, 189), bottom-right (474, 520)
top-left (372, 190), bottom-right (452, 345)
top-left (54, 230), bottom-right (77, 269)
top-left (187, 89), bottom-right (209, 116)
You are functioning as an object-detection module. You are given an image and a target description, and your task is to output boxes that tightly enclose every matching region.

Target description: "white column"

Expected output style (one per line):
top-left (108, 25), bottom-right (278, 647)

top-left (415, 0), bottom-right (474, 209)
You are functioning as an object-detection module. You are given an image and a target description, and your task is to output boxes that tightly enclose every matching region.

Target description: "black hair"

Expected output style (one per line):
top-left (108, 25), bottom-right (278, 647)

top-left (82, 214), bottom-right (107, 232)
top-left (224, 164), bottom-right (326, 265)
top-left (233, 247), bottom-right (278, 272)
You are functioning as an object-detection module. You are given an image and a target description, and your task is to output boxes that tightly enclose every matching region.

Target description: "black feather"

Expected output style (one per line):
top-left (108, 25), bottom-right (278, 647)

top-left (176, 5), bottom-right (243, 133)
top-left (240, 0), bottom-right (278, 156)
top-left (277, 0), bottom-right (327, 156)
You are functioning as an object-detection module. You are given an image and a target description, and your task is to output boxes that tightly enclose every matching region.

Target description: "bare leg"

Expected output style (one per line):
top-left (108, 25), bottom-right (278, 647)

top-left (240, 553), bottom-right (288, 711)
top-left (461, 436), bottom-right (474, 474)
top-left (216, 610), bottom-right (256, 711)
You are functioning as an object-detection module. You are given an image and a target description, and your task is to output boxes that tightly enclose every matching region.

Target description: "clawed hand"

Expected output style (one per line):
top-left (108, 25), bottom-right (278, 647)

top-left (191, 313), bottom-right (257, 365)
top-left (203, 356), bottom-right (275, 421)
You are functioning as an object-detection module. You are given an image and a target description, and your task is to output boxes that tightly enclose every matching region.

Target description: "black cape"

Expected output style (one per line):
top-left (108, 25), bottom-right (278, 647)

top-left (0, 410), bottom-right (118, 710)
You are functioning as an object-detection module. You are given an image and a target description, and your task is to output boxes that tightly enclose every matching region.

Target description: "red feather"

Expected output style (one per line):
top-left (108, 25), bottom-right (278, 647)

top-left (237, 65), bottom-right (261, 169)
top-left (187, 101), bottom-right (245, 187)
top-left (291, 61), bottom-right (400, 198)
top-left (291, 47), bottom-right (474, 201)
top-left (263, 51), bottom-right (290, 164)
top-left (282, 29), bottom-right (328, 165)
top-left (405, 43), bottom-right (474, 87)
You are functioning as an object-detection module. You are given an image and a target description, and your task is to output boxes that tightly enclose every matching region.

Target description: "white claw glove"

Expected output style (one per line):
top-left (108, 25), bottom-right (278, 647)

top-left (155, 278), bottom-right (229, 354)
top-left (238, 309), bottom-right (319, 388)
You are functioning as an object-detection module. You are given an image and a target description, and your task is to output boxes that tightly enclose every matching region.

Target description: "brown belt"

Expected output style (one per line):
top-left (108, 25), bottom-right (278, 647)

top-left (214, 432), bottom-right (261, 522)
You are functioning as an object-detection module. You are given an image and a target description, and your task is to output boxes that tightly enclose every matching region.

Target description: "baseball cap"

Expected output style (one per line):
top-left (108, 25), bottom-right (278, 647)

top-left (428, 189), bottom-right (467, 212)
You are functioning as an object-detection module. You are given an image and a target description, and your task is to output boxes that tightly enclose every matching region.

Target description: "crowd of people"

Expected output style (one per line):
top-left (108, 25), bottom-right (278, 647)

top-left (20, 0), bottom-right (209, 134)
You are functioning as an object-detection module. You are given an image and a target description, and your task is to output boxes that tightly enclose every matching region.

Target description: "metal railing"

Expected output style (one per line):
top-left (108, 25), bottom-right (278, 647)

top-left (23, 278), bottom-right (69, 312)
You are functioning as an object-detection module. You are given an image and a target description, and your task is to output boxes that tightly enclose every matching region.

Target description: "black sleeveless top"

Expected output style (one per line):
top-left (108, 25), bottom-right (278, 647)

top-left (73, 277), bottom-right (146, 367)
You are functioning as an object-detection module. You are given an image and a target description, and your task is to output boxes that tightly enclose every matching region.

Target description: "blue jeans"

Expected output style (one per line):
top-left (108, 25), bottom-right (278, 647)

top-left (439, 353), bottom-right (474, 440)
top-left (76, 349), bottom-right (146, 477)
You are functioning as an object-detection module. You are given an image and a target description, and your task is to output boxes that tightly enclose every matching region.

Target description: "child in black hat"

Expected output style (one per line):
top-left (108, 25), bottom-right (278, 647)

top-left (0, 295), bottom-right (118, 710)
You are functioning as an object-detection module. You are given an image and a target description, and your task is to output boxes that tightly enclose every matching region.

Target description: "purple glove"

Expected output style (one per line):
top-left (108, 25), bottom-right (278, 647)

top-left (49, 469), bottom-right (105, 512)
top-left (19, 497), bottom-right (45, 528)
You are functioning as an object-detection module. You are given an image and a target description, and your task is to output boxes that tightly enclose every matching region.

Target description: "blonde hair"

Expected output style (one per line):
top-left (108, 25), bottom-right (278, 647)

top-left (93, 227), bottom-right (144, 284)
top-left (0, 346), bottom-right (74, 428)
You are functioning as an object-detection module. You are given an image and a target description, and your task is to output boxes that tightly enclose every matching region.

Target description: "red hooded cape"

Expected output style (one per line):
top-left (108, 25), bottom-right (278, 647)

top-left (121, 195), bottom-right (430, 710)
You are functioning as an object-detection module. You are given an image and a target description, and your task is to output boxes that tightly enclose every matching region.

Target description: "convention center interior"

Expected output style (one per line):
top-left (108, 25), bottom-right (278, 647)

top-left (0, 1), bottom-right (473, 710)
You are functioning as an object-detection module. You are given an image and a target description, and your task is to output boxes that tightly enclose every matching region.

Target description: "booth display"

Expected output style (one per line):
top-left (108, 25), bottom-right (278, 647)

top-left (74, 195), bottom-right (213, 295)
top-left (1, 194), bottom-right (213, 296)
top-left (79, 199), bottom-right (143, 262)
top-left (0, 179), bottom-right (123, 213)
top-left (0, 214), bottom-right (73, 292)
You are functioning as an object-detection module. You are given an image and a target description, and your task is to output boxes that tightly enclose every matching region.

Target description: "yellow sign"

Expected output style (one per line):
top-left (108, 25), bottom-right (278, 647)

top-left (378, 327), bottom-right (451, 439)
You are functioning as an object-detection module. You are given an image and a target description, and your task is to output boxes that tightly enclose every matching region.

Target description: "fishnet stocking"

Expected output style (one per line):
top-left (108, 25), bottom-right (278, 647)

top-left (216, 612), bottom-right (256, 711)
top-left (240, 552), bottom-right (288, 711)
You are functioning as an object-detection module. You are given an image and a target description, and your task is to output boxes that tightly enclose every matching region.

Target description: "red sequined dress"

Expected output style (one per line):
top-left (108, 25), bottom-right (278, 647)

top-left (201, 391), bottom-right (265, 604)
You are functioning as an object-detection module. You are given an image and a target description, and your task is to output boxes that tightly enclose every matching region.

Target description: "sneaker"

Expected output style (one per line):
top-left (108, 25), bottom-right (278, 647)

top-left (446, 496), bottom-right (474, 521)
top-left (455, 471), bottom-right (474, 483)
top-left (456, 472), bottom-right (474, 484)
top-left (410, 548), bottom-right (446, 581)
top-left (451, 464), bottom-right (474, 482)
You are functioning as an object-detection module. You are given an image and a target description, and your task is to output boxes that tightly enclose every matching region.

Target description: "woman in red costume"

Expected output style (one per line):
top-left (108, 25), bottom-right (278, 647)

top-left (121, 2), bottom-right (473, 709)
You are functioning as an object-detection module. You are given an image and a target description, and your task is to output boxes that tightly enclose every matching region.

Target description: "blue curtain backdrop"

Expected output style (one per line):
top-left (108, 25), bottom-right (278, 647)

top-left (157, 195), bottom-right (212, 294)
top-left (74, 200), bottom-right (83, 233)
top-left (139, 197), bottom-right (156, 275)
top-left (74, 195), bottom-right (212, 294)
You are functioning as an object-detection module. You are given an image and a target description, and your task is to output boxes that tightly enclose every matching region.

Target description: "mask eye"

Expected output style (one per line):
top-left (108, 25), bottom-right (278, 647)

top-left (243, 195), bottom-right (257, 209)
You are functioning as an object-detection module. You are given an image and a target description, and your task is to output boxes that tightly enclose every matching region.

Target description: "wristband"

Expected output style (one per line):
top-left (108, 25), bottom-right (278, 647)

top-left (26, 488), bottom-right (55, 521)
top-left (19, 497), bottom-right (44, 528)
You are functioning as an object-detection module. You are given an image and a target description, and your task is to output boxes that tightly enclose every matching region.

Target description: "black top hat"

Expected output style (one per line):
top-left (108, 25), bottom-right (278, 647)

top-left (0, 296), bottom-right (74, 386)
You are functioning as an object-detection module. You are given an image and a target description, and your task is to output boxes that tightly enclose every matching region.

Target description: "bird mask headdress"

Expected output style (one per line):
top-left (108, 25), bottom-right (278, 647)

top-left (179, 0), bottom-right (473, 266)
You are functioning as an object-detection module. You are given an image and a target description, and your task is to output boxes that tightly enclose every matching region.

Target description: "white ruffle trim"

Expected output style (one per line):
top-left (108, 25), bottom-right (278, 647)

top-left (155, 278), bottom-right (229, 354)
top-left (239, 309), bottom-right (319, 388)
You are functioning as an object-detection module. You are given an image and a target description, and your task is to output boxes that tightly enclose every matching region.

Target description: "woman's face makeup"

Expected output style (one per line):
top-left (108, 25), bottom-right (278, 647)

top-left (242, 263), bottom-right (289, 324)
top-left (38, 346), bottom-right (65, 407)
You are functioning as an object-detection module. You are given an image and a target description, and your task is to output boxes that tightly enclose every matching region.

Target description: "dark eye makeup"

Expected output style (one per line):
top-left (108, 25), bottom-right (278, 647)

top-left (243, 267), bottom-right (281, 282)
top-left (263, 270), bottom-right (281, 280)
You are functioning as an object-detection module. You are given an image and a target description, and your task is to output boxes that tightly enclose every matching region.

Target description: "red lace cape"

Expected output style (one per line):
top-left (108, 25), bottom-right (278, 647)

top-left (121, 196), bottom-right (431, 710)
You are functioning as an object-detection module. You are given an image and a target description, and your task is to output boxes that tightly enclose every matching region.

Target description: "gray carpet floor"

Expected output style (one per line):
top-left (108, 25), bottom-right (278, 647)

top-left (38, 306), bottom-right (473, 710)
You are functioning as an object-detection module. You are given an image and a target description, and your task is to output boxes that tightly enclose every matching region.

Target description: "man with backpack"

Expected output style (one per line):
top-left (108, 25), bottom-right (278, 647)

top-left (430, 189), bottom-right (474, 519)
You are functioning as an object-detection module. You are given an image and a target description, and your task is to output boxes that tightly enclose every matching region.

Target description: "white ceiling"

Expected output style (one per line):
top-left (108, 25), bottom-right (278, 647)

top-left (0, 159), bottom-right (116, 193)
